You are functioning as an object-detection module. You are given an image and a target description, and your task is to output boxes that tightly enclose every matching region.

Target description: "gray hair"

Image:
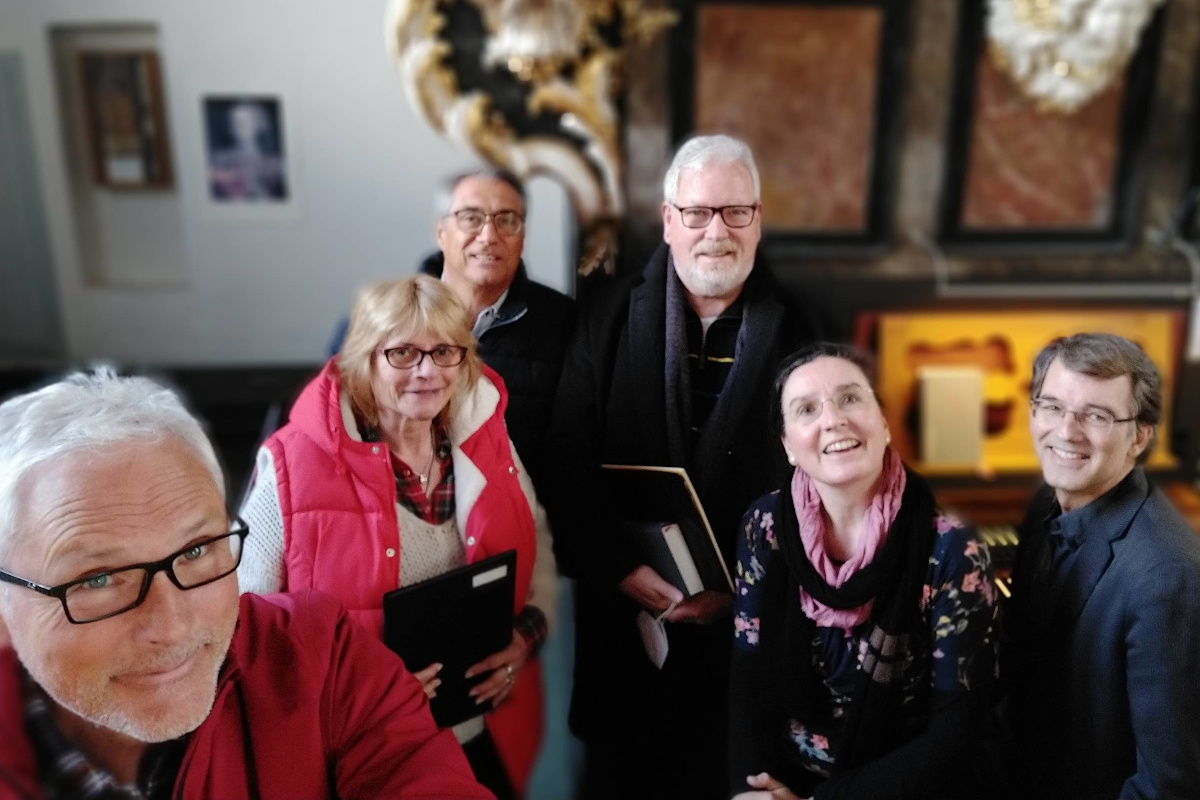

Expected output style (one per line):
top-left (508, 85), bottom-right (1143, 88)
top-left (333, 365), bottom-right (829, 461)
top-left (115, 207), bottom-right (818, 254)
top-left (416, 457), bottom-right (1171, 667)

top-left (1031, 333), bottom-right (1162, 461)
top-left (662, 134), bottom-right (761, 206)
top-left (435, 168), bottom-right (527, 218)
top-left (0, 368), bottom-right (225, 560)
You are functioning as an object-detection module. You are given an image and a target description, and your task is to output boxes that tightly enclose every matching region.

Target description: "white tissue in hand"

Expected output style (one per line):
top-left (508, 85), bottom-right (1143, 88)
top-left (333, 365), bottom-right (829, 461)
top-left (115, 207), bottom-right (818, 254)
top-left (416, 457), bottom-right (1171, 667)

top-left (636, 609), bottom-right (670, 669)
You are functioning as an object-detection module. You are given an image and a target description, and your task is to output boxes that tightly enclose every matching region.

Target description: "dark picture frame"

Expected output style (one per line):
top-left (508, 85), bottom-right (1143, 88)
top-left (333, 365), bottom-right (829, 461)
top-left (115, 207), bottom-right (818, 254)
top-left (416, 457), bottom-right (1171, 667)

top-left (1183, 49), bottom-right (1200, 242)
top-left (936, 1), bottom-right (1166, 255)
top-left (77, 50), bottom-right (173, 189)
top-left (669, 0), bottom-right (910, 257)
top-left (202, 95), bottom-right (289, 203)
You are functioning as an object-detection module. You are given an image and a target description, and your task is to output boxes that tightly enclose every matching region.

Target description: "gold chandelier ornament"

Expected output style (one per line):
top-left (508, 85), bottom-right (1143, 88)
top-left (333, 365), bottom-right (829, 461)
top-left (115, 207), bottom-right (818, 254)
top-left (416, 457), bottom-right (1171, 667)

top-left (986, 0), bottom-right (1166, 113)
top-left (386, 0), bottom-right (675, 276)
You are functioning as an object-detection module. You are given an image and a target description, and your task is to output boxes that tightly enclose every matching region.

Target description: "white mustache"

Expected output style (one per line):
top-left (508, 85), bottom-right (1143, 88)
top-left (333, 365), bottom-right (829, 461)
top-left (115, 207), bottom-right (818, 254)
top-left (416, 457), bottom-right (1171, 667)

top-left (692, 239), bottom-right (738, 257)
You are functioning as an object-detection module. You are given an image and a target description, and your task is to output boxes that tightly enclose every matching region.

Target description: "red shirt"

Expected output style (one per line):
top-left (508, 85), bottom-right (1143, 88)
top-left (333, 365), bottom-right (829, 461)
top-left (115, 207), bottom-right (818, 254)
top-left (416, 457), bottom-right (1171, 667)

top-left (0, 592), bottom-right (492, 800)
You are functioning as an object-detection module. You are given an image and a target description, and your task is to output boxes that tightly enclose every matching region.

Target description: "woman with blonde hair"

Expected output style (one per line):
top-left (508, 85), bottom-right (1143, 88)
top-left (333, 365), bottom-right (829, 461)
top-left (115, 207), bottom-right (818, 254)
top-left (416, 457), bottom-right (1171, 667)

top-left (238, 274), bottom-right (555, 799)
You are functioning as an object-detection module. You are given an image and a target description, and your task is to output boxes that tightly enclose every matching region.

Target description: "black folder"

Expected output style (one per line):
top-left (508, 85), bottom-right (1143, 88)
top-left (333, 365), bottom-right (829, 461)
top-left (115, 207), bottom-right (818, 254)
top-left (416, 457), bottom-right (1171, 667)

top-left (600, 464), bottom-right (734, 593)
top-left (382, 550), bottom-right (516, 728)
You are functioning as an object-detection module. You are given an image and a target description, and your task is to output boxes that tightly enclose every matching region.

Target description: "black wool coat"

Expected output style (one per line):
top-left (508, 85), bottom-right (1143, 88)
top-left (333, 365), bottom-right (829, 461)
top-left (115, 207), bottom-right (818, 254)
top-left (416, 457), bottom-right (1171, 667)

top-left (544, 242), bottom-right (825, 759)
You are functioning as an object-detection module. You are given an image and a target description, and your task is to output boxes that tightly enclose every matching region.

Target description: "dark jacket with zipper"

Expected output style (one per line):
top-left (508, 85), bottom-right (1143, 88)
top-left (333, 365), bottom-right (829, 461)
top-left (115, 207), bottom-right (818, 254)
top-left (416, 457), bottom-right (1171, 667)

top-left (418, 253), bottom-right (576, 489)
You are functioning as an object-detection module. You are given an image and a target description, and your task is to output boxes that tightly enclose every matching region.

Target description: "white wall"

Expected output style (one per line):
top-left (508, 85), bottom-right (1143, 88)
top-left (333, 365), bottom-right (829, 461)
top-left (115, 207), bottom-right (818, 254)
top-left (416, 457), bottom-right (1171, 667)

top-left (0, 0), bottom-right (572, 365)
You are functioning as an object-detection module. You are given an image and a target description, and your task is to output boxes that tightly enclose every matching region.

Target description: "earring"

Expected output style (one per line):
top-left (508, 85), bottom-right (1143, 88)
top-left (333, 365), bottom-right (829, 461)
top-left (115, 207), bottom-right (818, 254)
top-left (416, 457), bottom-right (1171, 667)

top-left (885, 433), bottom-right (892, 445)
top-left (786, 453), bottom-right (796, 465)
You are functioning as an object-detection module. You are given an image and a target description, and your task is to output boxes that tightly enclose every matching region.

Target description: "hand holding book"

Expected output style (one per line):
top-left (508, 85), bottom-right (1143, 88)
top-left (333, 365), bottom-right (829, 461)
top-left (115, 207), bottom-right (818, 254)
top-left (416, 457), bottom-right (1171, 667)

top-left (663, 590), bottom-right (732, 624)
top-left (619, 564), bottom-right (684, 616)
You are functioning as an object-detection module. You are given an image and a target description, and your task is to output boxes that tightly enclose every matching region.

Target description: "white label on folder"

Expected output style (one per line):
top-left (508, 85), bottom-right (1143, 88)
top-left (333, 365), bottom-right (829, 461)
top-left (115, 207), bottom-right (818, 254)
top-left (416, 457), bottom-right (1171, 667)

top-left (472, 565), bottom-right (508, 587)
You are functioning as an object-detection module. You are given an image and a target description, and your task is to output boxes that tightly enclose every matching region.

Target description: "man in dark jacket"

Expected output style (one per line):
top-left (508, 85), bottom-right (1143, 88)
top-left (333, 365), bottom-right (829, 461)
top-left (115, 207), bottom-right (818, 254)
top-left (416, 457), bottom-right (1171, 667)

top-left (0, 371), bottom-right (490, 800)
top-left (991, 333), bottom-right (1200, 799)
top-left (332, 170), bottom-right (575, 489)
top-left (545, 135), bottom-right (824, 799)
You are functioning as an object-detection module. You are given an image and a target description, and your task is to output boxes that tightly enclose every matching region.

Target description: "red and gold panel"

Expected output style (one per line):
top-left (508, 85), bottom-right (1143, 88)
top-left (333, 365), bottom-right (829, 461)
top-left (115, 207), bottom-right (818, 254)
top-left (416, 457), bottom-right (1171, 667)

top-left (874, 309), bottom-right (1184, 474)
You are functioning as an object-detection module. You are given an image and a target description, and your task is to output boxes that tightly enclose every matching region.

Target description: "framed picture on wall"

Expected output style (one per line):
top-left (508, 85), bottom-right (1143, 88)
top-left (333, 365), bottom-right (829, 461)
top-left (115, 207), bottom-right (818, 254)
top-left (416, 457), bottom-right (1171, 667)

top-left (866, 306), bottom-right (1186, 474)
top-left (936, 2), bottom-right (1166, 254)
top-left (202, 95), bottom-right (289, 203)
top-left (1184, 51), bottom-right (1200, 242)
top-left (669, 0), bottom-right (910, 256)
top-left (78, 50), bottom-right (173, 189)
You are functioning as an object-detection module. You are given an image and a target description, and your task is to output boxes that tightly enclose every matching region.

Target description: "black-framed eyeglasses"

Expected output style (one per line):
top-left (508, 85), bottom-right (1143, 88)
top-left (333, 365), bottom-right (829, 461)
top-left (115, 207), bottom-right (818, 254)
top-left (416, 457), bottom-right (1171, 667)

top-left (0, 520), bottom-right (249, 624)
top-left (1030, 397), bottom-right (1138, 434)
top-left (380, 344), bottom-right (468, 370)
top-left (445, 208), bottom-right (524, 236)
top-left (672, 204), bottom-right (759, 229)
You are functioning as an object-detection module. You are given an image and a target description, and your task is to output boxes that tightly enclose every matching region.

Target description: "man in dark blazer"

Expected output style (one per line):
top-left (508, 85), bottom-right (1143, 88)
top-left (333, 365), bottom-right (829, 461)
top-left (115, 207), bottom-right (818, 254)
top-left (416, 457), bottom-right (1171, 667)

top-left (545, 135), bottom-right (824, 799)
top-left (998, 333), bottom-right (1200, 799)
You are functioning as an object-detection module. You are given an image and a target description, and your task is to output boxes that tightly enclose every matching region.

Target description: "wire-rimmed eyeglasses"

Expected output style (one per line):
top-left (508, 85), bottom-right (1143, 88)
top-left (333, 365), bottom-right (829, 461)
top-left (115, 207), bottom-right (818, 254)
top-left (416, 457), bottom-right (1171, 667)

top-left (0, 520), bottom-right (249, 624)
top-left (445, 208), bottom-right (524, 236)
top-left (1030, 397), bottom-right (1138, 434)
top-left (786, 387), bottom-right (875, 426)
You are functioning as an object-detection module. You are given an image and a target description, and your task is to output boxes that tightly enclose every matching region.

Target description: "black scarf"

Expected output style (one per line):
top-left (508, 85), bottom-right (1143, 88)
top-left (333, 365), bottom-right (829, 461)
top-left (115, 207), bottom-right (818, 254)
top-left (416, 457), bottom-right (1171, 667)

top-left (758, 467), bottom-right (938, 778)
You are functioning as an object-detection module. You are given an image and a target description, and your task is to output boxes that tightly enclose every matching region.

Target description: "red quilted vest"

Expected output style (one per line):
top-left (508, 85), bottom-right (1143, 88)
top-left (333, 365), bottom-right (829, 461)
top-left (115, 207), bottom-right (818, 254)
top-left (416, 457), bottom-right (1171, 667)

top-left (263, 359), bottom-right (543, 792)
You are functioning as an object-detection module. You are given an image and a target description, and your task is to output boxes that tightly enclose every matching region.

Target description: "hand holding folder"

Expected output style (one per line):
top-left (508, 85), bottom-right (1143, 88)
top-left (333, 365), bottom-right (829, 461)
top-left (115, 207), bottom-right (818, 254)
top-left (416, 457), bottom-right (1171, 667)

top-left (382, 550), bottom-right (517, 728)
top-left (601, 465), bottom-right (734, 595)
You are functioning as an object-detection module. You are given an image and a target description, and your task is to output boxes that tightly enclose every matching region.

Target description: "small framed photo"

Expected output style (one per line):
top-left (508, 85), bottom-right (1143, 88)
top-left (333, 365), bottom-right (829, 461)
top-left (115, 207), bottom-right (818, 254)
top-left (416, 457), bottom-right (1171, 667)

top-left (202, 95), bottom-right (289, 203)
top-left (78, 50), bottom-right (173, 189)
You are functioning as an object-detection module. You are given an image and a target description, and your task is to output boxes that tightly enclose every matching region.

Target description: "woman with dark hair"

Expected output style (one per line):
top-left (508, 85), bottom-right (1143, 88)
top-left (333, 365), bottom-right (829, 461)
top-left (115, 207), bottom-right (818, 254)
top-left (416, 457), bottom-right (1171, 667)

top-left (729, 342), bottom-right (996, 800)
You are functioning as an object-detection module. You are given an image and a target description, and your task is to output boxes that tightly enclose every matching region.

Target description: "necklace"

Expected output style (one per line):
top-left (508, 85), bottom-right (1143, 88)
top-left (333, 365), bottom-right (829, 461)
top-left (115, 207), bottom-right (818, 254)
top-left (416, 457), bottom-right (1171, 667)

top-left (416, 428), bottom-right (437, 489)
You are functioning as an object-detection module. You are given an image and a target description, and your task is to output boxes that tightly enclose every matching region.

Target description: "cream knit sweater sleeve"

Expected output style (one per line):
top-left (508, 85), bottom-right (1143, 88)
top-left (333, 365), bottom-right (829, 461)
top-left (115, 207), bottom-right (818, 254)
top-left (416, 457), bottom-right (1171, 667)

top-left (236, 446), bottom-right (287, 595)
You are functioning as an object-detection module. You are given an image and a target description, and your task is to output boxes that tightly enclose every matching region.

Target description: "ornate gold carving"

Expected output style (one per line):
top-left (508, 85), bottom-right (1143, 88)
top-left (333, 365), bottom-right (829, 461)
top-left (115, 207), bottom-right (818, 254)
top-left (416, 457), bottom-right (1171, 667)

top-left (388, 0), bottom-right (675, 274)
top-left (1012, 0), bottom-right (1059, 30)
top-left (986, 0), bottom-right (1165, 113)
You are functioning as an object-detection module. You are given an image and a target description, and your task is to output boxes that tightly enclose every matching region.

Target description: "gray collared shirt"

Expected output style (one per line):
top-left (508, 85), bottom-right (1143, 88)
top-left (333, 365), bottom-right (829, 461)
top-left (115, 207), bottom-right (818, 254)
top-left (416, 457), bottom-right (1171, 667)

top-left (471, 287), bottom-right (510, 339)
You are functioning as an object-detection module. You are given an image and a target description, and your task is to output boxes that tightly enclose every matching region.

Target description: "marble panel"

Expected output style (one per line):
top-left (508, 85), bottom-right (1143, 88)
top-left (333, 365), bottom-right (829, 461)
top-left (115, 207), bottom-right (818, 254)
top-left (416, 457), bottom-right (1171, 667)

top-left (960, 53), bottom-right (1125, 230)
top-left (694, 5), bottom-right (882, 232)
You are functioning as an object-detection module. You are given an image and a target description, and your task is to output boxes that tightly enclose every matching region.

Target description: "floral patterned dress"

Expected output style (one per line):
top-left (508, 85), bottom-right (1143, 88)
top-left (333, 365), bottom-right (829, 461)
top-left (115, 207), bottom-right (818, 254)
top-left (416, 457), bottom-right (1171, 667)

top-left (730, 489), bottom-right (996, 795)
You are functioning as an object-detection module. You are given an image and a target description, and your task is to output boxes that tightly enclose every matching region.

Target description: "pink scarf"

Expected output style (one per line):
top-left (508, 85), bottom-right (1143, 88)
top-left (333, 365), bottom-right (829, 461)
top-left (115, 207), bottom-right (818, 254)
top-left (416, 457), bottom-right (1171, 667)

top-left (790, 447), bottom-right (907, 629)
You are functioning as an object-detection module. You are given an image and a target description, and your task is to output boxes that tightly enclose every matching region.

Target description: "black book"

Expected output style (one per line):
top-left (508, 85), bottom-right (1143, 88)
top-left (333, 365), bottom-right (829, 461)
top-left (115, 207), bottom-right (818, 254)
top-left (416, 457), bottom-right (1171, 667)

top-left (381, 550), bottom-right (516, 728)
top-left (600, 464), bottom-right (733, 594)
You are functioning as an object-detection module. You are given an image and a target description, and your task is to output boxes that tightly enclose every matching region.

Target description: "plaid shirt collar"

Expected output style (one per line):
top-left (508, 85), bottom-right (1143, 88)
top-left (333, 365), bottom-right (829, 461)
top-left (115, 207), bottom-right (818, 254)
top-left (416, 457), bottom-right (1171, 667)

top-left (362, 422), bottom-right (455, 525)
top-left (20, 669), bottom-right (187, 800)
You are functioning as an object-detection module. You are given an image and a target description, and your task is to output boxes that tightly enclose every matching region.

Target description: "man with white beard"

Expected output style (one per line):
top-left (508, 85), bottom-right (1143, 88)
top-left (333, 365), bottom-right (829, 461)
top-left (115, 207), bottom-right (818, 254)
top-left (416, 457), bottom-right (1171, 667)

top-left (545, 135), bottom-right (825, 799)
